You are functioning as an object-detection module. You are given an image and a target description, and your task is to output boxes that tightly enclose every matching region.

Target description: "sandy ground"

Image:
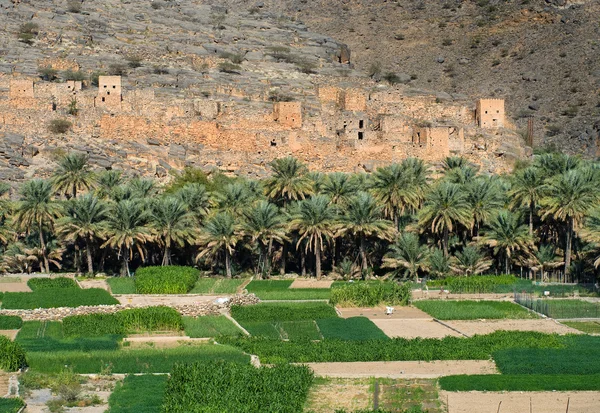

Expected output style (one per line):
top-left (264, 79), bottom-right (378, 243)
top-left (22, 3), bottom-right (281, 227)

top-left (0, 282), bottom-right (31, 292)
top-left (337, 306), bottom-right (432, 320)
top-left (78, 279), bottom-right (110, 291)
top-left (115, 294), bottom-right (226, 305)
top-left (412, 290), bottom-right (514, 301)
top-left (445, 319), bottom-right (583, 336)
top-left (0, 373), bottom-right (8, 397)
top-left (123, 335), bottom-right (210, 348)
top-left (0, 330), bottom-right (19, 340)
top-left (441, 391), bottom-right (600, 413)
top-left (289, 279), bottom-right (333, 289)
top-left (372, 319), bottom-right (461, 339)
top-left (306, 360), bottom-right (497, 379)
top-left (304, 378), bottom-right (372, 413)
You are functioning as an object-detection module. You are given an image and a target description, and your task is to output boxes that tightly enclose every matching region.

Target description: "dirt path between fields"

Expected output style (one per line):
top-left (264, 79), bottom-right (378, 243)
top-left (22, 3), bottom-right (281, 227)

top-left (115, 294), bottom-right (228, 306)
top-left (290, 279), bottom-right (333, 289)
top-left (337, 306), bottom-right (432, 320)
top-left (306, 360), bottom-right (497, 379)
top-left (372, 319), bottom-right (462, 338)
top-left (441, 391), bottom-right (600, 413)
top-left (78, 279), bottom-right (110, 291)
top-left (445, 319), bottom-right (582, 336)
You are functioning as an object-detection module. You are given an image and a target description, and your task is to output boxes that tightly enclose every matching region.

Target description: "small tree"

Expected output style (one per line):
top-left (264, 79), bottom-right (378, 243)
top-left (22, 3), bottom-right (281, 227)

top-left (49, 119), bottom-right (72, 134)
top-left (67, 99), bottom-right (78, 116)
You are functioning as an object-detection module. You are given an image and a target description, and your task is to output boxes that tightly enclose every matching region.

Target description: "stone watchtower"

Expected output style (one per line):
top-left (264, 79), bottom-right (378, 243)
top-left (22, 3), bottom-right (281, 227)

top-left (476, 99), bottom-right (505, 128)
top-left (95, 76), bottom-right (122, 109)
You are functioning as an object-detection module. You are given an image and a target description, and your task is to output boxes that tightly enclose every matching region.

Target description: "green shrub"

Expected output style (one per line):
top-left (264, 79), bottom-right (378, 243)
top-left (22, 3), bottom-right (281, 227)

top-left (63, 314), bottom-right (125, 337)
top-left (317, 317), bottom-right (389, 341)
top-left (163, 361), bottom-right (313, 413)
top-left (48, 119), bottom-right (72, 134)
top-left (231, 302), bottom-right (337, 323)
top-left (134, 266), bottom-right (199, 294)
top-left (0, 315), bottom-right (23, 329)
top-left (27, 277), bottom-right (78, 291)
top-left (439, 374), bottom-right (600, 391)
top-left (329, 282), bottom-right (411, 307)
top-left (2, 288), bottom-right (118, 309)
top-left (107, 375), bottom-right (167, 413)
top-left (0, 335), bottom-right (27, 371)
top-left (413, 300), bottom-right (537, 320)
top-left (221, 331), bottom-right (563, 364)
top-left (0, 398), bottom-right (25, 413)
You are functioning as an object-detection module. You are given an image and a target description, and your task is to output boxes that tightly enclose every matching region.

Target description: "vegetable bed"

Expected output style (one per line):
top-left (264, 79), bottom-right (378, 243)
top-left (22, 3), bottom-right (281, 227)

top-left (413, 300), bottom-right (537, 320)
top-left (134, 266), bottom-right (199, 294)
top-left (2, 288), bottom-right (118, 309)
top-left (231, 302), bottom-right (338, 322)
top-left (183, 315), bottom-right (243, 338)
top-left (245, 280), bottom-right (330, 300)
top-left (16, 321), bottom-right (120, 352)
top-left (439, 374), bottom-right (600, 391)
top-left (107, 375), bottom-right (167, 413)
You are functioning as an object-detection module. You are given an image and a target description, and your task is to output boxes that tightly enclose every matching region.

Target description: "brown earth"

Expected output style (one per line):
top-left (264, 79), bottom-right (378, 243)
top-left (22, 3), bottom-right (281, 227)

top-left (304, 378), bottom-right (372, 413)
top-left (372, 319), bottom-right (461, 339)
top-left (289, 279), bottom-right (333, 289)
top-left (445, 319), bottom-right (582, 336)
top-left (78, 279), bottom-right (110, 291)
top-left (337, 306), bottom-right (432, 320)
top-left (0, 330), bottom-right (19, 340)
top-left (123, 336), bottom-right (210, 349)
top-left (0, 283), bottom-right (31, 293)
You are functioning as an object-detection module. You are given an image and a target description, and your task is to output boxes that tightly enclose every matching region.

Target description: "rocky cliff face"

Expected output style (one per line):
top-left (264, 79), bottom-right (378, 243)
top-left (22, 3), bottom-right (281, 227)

top-left (0, 0), bottom-right (529, 182)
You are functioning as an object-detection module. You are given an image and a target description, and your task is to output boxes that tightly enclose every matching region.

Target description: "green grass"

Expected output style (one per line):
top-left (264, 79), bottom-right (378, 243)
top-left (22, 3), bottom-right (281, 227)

top-left (242, 322), bottom-right (281, 339)
top-left (107, 375), bottom-right (167, 413)
top-left (27, 277), bottom-right (78, 290)
top-left (26, 343), bottom-right (250, 374)
top-left (245, 280), bottom-right (331, 300)
top-left (317, 317), bottom-right (389, 340)
top-left (439, 374), bottom-right (600, 391)
top-left (413, 300), bottom-right (537, 320)
top-left (107, 277), bottom-right (136, 294)
top-left (231, 302), bottom-right (338, 323)
top-left (183, 315), bottom-right (243, 338)
top-left (563, 321), bottom-right (600, 334)
top-left (2, 288), bottom-right (118, 309)
top-left (15, 321), bottom-right (121, 352)
top-left (330, 282), bottom-right (411, 307)
top-left (279, 321), bottom-right (322, 340)
top-left (0, 398), bottom-right (25, 413)
top-left (0, 315), bottom-right (22, 330)
top-left (517, 298), bottom-right (600, 318)
top-left (135, 266), bottom-right (199, 294)
top-left (189, 278), bottom-right (245, 294)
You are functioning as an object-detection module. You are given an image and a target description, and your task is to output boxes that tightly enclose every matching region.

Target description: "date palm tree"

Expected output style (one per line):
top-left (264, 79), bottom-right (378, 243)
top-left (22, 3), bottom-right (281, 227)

top-left (13, 179), bottom-right (60, 273)
top-left (321, 172), bottom-right (359, 207)
top-left (197, 212), bottom-right (239, 278)
top-left (242, 201), bottom-right (288, 278)
top-left (449, 245), bottom-right (492, 276)
top-left (151, 197), bottom-right (196, 266)
top-left (95, 170), bottom-right (123, 200)
top-left (418, 182), bottom-right (472, 257)
top-left (175, 183), bottom-right (211, 225)
top-left (466, 177), bottom-right (505, 236)
top-left (102, 200), bottom-right (152, 276)
top-left (52, 153), bottom-right (94, 199)
top-left (478, 210), bottom-right (535, 274)
top-left (509, 167), bottom-right (546, 236)
top-left (382, 232), bottom-right (429, 281)
top-left (428, 248), bottom-right (450, 279)
top-left (289, 196), bottom-right (336, 280)
top-left (57, 194), bottom-right (108, 274)
top-left (579, 208), bottom-right (600, 269)
top-left (338, 192), bottom-right (395, 272)
top-left (213, 182), bottom-right (255, 218)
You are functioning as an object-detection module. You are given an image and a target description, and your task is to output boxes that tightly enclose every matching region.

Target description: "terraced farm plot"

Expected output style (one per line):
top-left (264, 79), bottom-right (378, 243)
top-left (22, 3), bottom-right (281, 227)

top-left (183, 315), bottom-right (243, 338)
top-left (1, 288), bottom-right (118, 309)
top-left (413, 300), bottom-right (537, 320)
top-left (107, 277), bottom-right (136, 294)
top-left (189, 278), bottom-right (244, 294)
top-left (107, 374), bottom-right (167, 413)
top-left (563, 321), bottom-right (600, 334)
top-left (245, 280), bottom-right (331, 300)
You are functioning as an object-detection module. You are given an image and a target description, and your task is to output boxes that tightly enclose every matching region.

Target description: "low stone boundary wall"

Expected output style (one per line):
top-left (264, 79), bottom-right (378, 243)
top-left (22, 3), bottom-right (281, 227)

top-left (0, 294), bottom-right (259, 321)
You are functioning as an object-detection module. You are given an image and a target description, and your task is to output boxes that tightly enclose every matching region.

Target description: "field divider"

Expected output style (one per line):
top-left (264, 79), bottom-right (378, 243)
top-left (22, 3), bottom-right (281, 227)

top-left (433, 319), bottom-right (470, 338)
top-left (238, 277), bottom-right (253, 293)
top-left (223, 313), bottom-right (251, 336)
top-left (257, 299), bottom-right (329, 303)
top-left (512, 299), bottom-right (548, 319)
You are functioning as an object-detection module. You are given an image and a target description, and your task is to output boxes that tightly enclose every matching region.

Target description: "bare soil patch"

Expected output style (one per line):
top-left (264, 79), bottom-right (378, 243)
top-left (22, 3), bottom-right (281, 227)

top-left (0, 282), bottom-right (31, 293)
top-left (337, 306), bottom-right (431, 320)
top-left (78, 279), bottom-right (110, 291)
top-left (441, 391), bottom-right (600, 413)
top-left (412, 290), bottom-right (514, 301)
top-left (372, 319), bottom-right (461, 339)
top-left (445, 319), bottom-right (582, 336)
top-left (304, 378), bottom-right (372, 413)
top-left (124, 335), bottom-right (210, 348)
top-left (116, 294), bottom-right (222, 306)
top-left (0, 330), bottom-right (19, 340)
top-left (306, 360), bottom-right (497, 379)
top-left (289, 279), bottom-right (333, 289)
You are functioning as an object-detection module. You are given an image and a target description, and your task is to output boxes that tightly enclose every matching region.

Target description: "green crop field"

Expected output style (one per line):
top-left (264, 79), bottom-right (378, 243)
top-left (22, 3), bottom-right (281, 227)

top-left (107, 278), bottom-right (136, 294)
top-left (107, 375), bottom-right (167, 413)
top-left (518, 299), bottom-right (600, 319)
top-left (134, 266), bottom-right (199, 294)
top-left (245, 280), bottom-right (331, 300)
top-left (16, 321), bottom-right (121, 352)
top-left (563, 321), bottom-right (600, 334)
top-left (189, 278), bottom-right (245, 294)
top-left (439, 374), bottom-right (600, 391)
top-left (0, 315), bottom-right (22, 330)
top-left (0, 398), bottom-right (25, 413)
top-left (183, 315), bottom-right (243, 338)
top-left (231, 302), bottom-right (338, 323)
top-left (317, 317), bottom-right (389, 341)
top-left (413, 300), bottom-right (537, 320)
top-left (27, 277), bottom-right (78, 290)
top-left (2, 288), bottom-right (118, 309)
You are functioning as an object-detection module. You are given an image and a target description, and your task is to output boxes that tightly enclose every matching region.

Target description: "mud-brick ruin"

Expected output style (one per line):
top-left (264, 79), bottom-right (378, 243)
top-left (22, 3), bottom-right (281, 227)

top-left (0, 71), bottom-right (527, 178)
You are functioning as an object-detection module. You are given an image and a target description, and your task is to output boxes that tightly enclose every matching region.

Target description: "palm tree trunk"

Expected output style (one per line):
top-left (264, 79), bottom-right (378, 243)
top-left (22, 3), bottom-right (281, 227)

top-left (257, 243), bottom-right (267, 280)
top-left (443, 227), bottom-right (449, 257)
top-left (266, 239), bottom-right (273, 278)
top-left (122, 248), bottom-right (130, 277)
top-left (301, 248), bottom-right (306, 277)
top-left (332, 238), bottom-right (337, 269)
top-left (505, 253), bottom-right (510, 275)
top-left (85, 238), bottom-right (94, 275)
top-left (359, 234), bottom-right (367, 272)
top-left (529, 201), bottom-right (534, 237)
top-left (225, 247), bottom-right (232, 278)
top-left (565, 217), bottom-right (573, 281)
top-left (162, 239), bottom-right (170, 266)
top-left (280, 243), bottom-right (287, 275)
top-left (38, 223), bottom-right (50, 273)
top-left (315, 241), bottom-right (322, 280)
top-left (75, 243), bottom-right (81, 273)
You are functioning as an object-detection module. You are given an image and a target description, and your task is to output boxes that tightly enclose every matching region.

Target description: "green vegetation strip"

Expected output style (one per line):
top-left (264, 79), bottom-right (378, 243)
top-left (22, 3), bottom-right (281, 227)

top-left (27, 344), bottom-right (249, 374)
top-left (107, 375), bottom-right (167, 413)
top-left (519, 299), bottom-right (600, 319)
top-left (135, 266), bottom-right (199, 294)
top-left (413, 300), bottom-right (537, 320)
top-left (439, 374), bottom-right (600, 391)
top-left (317, 317), bottom-right (389, 341)
top-left (427, 275), bottom-right (523, 293)
top-left (16, 321), bottom-right (120, 352)
top-left (231, 302), bottom-right (338, 322)
top-left (163, 361), bottom-right (313, 413)
top-left (563, 321), bottom-right (600, 334)
top-left (330, 282), bottom-right (411, 307)
top-left (2, 288), bottom-right (118, 309)
top-left (107, 278), bottom-right (136, 294)
top-left (0, 398), bottom-right (25, 413)
top-left (27, 277), bottom-right (78, 291)
top-left (222, 331), bottom-right (562, 364)
top-left (190, 278), bottom-right (244, 294)
top-left (0, 335), bottom-right (26, 371)
top-left (183, 315), bottom-right (243, 338)
top-left (245, 280), bottom-right (331, 300)
top-left (0, 315), bottom-right (22, 330)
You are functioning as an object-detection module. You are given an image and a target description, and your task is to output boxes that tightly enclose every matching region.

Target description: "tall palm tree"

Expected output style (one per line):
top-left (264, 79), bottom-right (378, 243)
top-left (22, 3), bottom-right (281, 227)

top-left (151, 197), bottom-right (195, 266)
top-left (321, 172), bottom-right (358, 207)
top-left (579, 208), bottom-right (600, 269)
top-left (466, 177), bottom-right (505, 236)
top-left (382, 232), bottom-right (429, 280)
top-left (338, 192), bottom-right (395, 271)
top-left (57, 194), bottom-right (107, 274)
top-left (509, 167), bottom-right (546, 236)
top-left (197, 212), bottom-right (239, 278)
top-left (242, 201), bottom-right (288, 278)
top-left (533, 152), bottom-right (580, 178)
top-left (442, 156), bottom-right (469, 171)
top-left (102, 200), bottom-right (152, 276)
top-left (13, 180), bottom-right (60, 273)
top-left (418, 182), bottom-right (472, 257)
top-left (428, 248), bottom-right (450, 279)
top-left (289, 196), bottom-right (336, 280)
top-left (52, 153), bottom-right (94, 199)
top-left (213, 182), bottom-right (255, 218)
top-left (449, 245), bottom-right (492, 276)
top-left (175, 183), bottom-right (211, 224)
top-left (478, 210), bottom-right (535, 274)
top-left (95, 170), bottom-right (123, 199)
top-left (444, 165), bottom-right (478, 185)
top-left (129, 178), bottom-right (157, 199)
top-left (541, 169), bottom-right (599, 279)
top-left (526, 244), bottom-right (564, 281)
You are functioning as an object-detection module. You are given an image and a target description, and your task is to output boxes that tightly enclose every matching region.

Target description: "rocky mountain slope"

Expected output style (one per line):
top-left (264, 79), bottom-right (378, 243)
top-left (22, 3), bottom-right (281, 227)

top-left (208, 0), bottom-right (600, 157)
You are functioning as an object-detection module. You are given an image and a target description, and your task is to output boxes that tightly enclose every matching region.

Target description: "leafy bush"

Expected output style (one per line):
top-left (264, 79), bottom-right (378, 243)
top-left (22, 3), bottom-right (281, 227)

top-left (221, 331), bottom-right (563, 364)
top-left (0, 335), bottom-right (27, 371)
top-left (413, 300), bottom-right (537, 320)
top-left (317, 317), bottom-right (389, 341)
top-left (63, 306), bottom-right (183, 337)
top-left (16, 321), bottom-right (120, 352)
top-left (163, 361), bottom-right (313, 413)
top-left (48, 119), bottom-right (72, 134)
top-left (329, 282), bottom-right (411, 307)
top-left (0, 398), bottom-right (25, 413)
top-left (107, 374), bottom-right (167, 413)
top-left (231, 302), bottom-right (337, 323)
top-left (134, 266), bottom-right (199, 294)
top-left (0, 315), bottom-right (23, 329)
top-left (439, 374), bottom-right (600, 391)
top-left (2, 288), bottom-right (118, 309)
top-left (27, 277), bottom-right (78, 291)
top-left (427, 275), bottom-right (521, 293)
top-left (183, 316), bottom-right (242, 338)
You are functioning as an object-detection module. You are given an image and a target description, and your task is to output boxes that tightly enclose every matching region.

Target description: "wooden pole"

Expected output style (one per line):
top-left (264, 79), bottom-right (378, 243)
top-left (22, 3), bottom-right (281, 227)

top-left (566, 397), bottom-right (570, 413)
top-left (497, 401), bottom-right (502, 413)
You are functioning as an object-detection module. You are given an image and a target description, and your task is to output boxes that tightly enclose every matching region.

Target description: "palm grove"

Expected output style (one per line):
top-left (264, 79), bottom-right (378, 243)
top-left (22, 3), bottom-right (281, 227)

top-left (2, 152), bottom-right (600, 283)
